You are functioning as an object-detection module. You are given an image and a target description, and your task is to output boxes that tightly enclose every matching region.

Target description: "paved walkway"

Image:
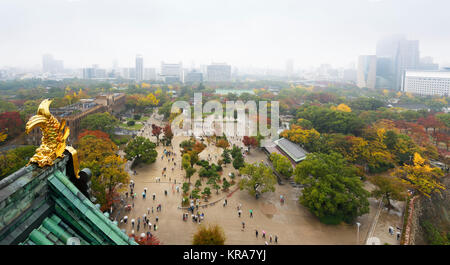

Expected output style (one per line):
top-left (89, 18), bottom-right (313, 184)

top-left (116, 113), bottom-right (378, 244)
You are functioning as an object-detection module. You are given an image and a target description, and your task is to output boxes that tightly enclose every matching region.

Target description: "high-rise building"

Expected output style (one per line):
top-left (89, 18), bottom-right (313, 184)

top-left (402, 70), bottom-right (450, 96)
top-left (357, 55), bottom-right (377, 89)
top-left (161, 62), bottom-right (182, 83)
top-left (419, 57), bottom-right (439, 70)
top-left (82, 68), bottom-right (96, 79)
top-left (394, 39), bottom-right (420, 90)
top-left (42, 54), bottom-right (64, 74)
top-left (342, 69), bottom-right (357, 82)
top-left (144, 68), bottom-right (157, 80)
top-left (207, 63), bottom-right (231, 82)
top-left (286, 59), bottom-right (294, 77)
top-left (135, 54), bottom-right (143, 82)
top-left (185, 70), bottom-right (203, 83)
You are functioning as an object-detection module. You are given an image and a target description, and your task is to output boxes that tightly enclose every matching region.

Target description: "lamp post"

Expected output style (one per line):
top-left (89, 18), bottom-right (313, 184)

top-left (356, 222), bottom-right (361, 245)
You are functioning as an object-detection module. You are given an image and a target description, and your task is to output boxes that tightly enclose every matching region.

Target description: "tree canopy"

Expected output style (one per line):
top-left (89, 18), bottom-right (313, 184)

top-left (80, 112), bottom-right (118, 135)
top-left (124, 136), bottom-right (158, 168)
top-left (294, 152), bottom-right (370, 224)
top-left (239, 162), bottom-right (277, 197)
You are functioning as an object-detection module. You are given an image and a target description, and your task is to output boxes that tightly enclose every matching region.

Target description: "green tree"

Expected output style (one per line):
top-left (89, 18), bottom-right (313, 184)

top-left (80, 112), bottom-right (118, 135)
top-left (269, 153), bottom-right (293, 178)
top-left (192, 224), bottom-right (226, 245)
top-left (191, 189), bottom-right (201, 199)
top-left (222, 179), bottom-right (231, 191)
top-left (202, 187), bottom-right (211, 198)
top-left (0, 145), bottom-right (37, 180)
top-left (232, 151), bottom-right (245, 170)
top-left (370, 175), bottom-right (408, 210)
top-left (222, 149), bottom-right (231, 164)
top-left (213, 183), bottom-right (221, 194)
top-left (124, 136), bottom-right (158, 168)
top-left (182, 153), bottom-right (191, 170)
top-left (294, 152), bottom-right (370, 224)
top-left (158, 101), bottom-right (173, 119)
top-left (182, 182), bottom-right (190, 194)
top-left (231, 145), bottom-right (241, 159)
top-left (0, 99), bottom-right (17, 114)
top-left (239, 162), bottom-right (277, 197)
top-left (195, 179), bottom-right (202, 189)
top-left (185, 167), bottom-right (196, 183)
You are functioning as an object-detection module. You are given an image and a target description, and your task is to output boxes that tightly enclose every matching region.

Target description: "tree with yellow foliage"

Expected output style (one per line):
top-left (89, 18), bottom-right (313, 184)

top-left (0, 132), bottom-right (7, 143)
top-left (280, 124), bottom-right (320, 148)
top-left (394, 153), bottom-right (445, 198)
top-left (141, 82), bottom-right (151, 89)
top-left (331, 103), bottom-right (352, 112)
top-left (91, 155), bottom-right (130, 212)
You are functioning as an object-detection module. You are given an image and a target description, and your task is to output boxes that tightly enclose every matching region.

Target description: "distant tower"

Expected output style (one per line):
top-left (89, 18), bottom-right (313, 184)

top-left (135, 54), bottom-right (143, 82)
top-left (394, 40), bottom-right (420, 90)
top-left (42, 54), bottom-right (54, 73)
top-left (286, 59), bottom-right (294, 78)
top-left (357, 55), bottom-right (377, 89)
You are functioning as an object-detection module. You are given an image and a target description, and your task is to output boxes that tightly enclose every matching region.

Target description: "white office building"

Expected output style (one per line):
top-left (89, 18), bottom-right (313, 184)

top-left (402, 71), bottom-right (450, 96)
top-left (207, 63), bottom-right (231, 82)
top-left (144, 68), bottom-right (157, 80)
top-left (161, 62), bottom-right (182, 82)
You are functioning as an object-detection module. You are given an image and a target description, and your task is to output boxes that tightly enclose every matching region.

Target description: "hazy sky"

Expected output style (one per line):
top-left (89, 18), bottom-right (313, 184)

top-left (1, 0), bottom-right (449, 69)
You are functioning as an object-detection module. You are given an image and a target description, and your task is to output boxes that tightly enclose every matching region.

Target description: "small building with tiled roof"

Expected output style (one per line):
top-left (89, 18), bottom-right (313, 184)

top-left (263, 137), bottom-right (308, 166)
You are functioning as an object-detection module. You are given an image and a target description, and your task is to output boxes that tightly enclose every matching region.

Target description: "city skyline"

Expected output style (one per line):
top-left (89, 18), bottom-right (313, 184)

top-left (1, 0), bottom-right (450, 69)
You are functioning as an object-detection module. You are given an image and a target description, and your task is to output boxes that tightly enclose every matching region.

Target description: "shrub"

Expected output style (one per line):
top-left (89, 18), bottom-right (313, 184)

top-left (127, 120), bottom-right (135, 126)
top-left (133, 114), bottom-right (141, 120)
top-left (192, 224), bottom-right (226, 245)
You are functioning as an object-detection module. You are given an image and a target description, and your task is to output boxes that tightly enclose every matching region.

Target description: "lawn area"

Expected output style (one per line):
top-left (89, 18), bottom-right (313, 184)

top-left (118, 122), bottom-right (144, 131)
top-left (125, 116), bottom-right (148, 123)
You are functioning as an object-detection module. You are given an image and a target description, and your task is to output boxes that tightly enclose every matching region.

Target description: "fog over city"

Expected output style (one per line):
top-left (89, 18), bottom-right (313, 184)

top-left (1, 0), bottom-right (449, 69)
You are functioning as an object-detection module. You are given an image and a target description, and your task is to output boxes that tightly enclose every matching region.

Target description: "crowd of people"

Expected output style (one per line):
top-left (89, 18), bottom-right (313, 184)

top-left (119, 128), bottom-right (281, 245)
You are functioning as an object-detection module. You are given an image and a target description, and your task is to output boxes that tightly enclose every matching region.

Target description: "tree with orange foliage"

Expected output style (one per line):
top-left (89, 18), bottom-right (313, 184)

top-left (216, 138), bottom-right (230, 149)
top-left (78, 130), bottom-right (110, 141)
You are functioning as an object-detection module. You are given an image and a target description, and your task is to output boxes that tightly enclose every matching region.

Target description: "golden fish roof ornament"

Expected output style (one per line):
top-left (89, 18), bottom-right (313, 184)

top-left (25, 99), bottom-right (79, 178)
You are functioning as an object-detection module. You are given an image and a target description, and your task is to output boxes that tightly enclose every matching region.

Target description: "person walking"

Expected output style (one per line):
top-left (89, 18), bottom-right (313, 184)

top-left (249, 209), bottom-right (253, 218)
top-left (238, 210), bottom-right (242, 218)
top-left (131, 219), bottom-right (135, 228)
top-left (275, 235), bottom-right (278, 244)
top-left (262, 230), bottom-right (266, 239)
top-left (156, 216), bottom-right (159, 223)
top-left (255, 230), bottom-right (258, 238)
top-left (269, 235), bottom-right (272, 243)
top-left (153, 193), bottom-right (156, 201)
top-left (241, 222), bottom-right (245, 231)
top-left (123, 216), bottom-right (128, 224)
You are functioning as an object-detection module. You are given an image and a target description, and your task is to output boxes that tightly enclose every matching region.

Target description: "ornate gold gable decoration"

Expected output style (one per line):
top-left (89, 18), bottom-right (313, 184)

top-left (25, 99), bottom-right (79, 177)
